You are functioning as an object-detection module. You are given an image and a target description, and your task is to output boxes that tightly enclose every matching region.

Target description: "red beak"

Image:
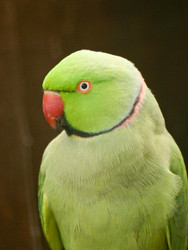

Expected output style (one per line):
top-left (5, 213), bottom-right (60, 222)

top-left (42, 91), bottom-right (64, 129)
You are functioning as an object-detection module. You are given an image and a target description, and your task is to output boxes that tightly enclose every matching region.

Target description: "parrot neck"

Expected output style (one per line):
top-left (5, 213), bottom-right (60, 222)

top-left (117, 77), bottom-right (146, 129)
top-left (62, 78), bottom-right (146, 138)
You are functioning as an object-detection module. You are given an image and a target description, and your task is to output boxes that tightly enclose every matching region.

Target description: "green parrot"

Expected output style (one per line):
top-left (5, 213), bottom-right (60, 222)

top-left (39, 50), bottom-right (188, 250)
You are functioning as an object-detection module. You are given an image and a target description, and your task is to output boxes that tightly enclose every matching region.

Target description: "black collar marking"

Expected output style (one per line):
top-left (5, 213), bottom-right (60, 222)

top-left (56, 86), bottom-right (142, 138)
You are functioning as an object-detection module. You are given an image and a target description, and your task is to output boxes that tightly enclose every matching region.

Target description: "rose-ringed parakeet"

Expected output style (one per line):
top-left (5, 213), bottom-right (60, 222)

top-left (39, 50), bottom-right (188, 250)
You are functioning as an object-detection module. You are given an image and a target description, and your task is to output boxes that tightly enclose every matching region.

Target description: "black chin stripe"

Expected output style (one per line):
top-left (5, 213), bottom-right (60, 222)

top-left (56, 116), bottom-right (107, 137)
top-left (56, 85), bottom-right (141, 138)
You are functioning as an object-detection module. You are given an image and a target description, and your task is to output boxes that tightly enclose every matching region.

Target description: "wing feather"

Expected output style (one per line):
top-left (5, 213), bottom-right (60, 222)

top-left (38, 172), bottom-right (64, 250)
top-left (167, 142), bottom-right (188, 250)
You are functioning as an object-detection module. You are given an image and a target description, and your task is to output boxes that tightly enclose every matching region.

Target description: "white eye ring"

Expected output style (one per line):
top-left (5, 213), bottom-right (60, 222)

top-left (77, 80), bottom-right (92, 93)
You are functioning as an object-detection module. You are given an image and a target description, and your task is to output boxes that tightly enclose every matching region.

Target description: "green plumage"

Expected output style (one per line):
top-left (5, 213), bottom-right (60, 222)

top-left (39, 50), bottom-right (188, 250)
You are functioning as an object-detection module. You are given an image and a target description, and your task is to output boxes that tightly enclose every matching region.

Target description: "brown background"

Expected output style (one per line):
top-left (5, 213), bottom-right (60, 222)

top-left (0, 1), bottom-right (187, 249)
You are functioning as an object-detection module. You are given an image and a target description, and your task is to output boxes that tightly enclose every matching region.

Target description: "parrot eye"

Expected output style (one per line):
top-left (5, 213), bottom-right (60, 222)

top-left (77, 80), bottom-right (92, 93)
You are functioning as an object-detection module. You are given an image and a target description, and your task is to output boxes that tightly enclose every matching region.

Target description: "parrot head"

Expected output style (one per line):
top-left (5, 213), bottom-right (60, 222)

top-left (42, 50), bottom-right (147, 137)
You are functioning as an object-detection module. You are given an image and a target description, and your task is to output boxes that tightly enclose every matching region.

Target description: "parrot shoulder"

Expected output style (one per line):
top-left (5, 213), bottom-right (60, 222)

top-left (167, 137), bottom-right (188, 250)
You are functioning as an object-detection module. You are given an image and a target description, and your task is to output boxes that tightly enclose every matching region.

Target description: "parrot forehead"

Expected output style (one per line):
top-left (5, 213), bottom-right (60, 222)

top-left (59, 50), bottom-right (132, 69)
top-left (43, 50), bottom-right (139, 91)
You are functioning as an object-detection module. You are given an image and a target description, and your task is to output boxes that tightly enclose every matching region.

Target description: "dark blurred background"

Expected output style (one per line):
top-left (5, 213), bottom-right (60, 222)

top-left (0, 0), bottom-right (187, 249)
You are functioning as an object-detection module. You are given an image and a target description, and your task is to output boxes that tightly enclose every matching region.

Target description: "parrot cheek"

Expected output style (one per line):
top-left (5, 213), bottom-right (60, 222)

top-left (42, 91), bottom-right (64, 130)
